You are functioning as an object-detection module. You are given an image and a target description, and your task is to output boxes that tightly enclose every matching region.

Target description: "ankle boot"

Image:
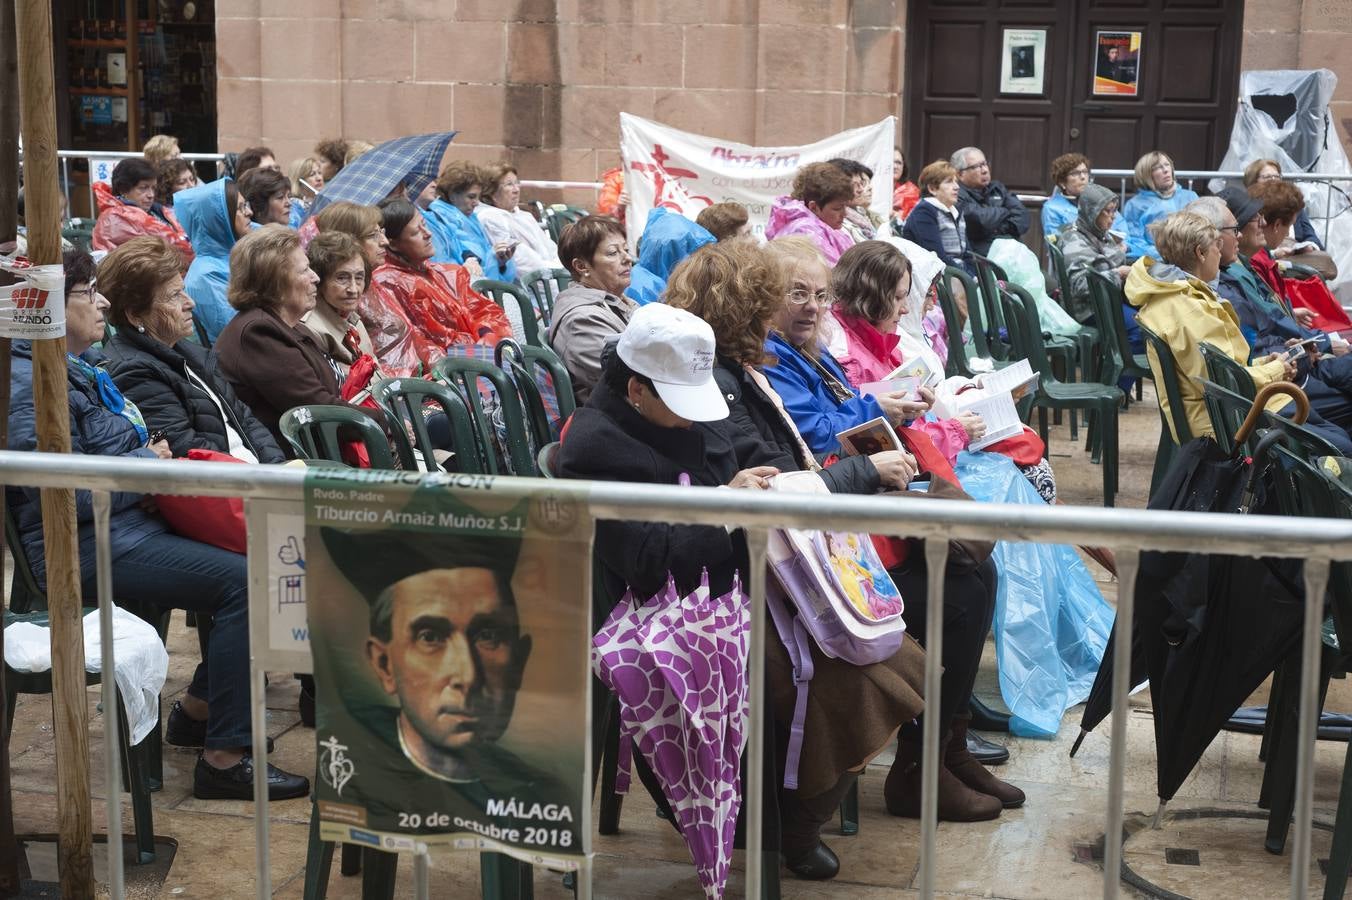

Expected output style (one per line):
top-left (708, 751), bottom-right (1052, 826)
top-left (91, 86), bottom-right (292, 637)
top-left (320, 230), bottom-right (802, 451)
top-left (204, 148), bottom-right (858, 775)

top-left (885, 737), bottom-right (1002, 822)
top-left (946, 715), bottom-right (1025, 809)
top-left (779, 772), bottom-right (856, 880)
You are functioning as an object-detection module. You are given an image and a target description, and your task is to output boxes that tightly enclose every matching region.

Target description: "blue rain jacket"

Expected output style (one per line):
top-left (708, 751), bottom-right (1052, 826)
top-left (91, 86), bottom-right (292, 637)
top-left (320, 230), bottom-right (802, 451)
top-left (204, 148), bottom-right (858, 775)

top-left (176, 178), bottom-right (240, 344)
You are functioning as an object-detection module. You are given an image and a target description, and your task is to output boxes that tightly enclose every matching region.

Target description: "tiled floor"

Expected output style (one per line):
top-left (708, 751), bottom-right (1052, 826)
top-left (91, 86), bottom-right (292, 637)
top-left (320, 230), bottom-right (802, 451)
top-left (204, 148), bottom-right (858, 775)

top-left (6, 385), bottom-right (1351, 898)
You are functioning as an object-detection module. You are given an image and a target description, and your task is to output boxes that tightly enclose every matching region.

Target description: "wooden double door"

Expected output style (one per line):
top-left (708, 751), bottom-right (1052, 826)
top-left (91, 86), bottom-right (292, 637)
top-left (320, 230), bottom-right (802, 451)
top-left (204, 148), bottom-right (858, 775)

top-left (904, 0), bottom-right (1244, 193)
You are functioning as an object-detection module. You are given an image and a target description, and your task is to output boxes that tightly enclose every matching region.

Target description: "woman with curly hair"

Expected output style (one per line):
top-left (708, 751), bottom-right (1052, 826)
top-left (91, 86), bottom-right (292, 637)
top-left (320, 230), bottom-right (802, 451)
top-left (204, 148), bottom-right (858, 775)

top-left (421, 160), bottom-right (517, 281)
top-left (764, 161), bottom-right (857, 265)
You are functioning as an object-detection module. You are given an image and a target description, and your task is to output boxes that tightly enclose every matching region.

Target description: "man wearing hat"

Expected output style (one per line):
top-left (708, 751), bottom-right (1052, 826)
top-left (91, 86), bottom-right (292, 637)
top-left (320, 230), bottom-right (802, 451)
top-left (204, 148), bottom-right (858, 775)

top-left (1214, 187), bottom-right (1352, 432)
top-left (312, 524), bottom-right (578, 846)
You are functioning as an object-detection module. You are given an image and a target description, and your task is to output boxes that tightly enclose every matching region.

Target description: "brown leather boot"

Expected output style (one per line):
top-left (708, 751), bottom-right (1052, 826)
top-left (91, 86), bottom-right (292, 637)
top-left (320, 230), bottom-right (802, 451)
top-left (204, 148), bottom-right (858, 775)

top-left (885, 736), bottom-right (1002, 822)
top-left (780, 772), bottom-right (857, 880)
top-left (945, 714), bottom-right (1025, 809)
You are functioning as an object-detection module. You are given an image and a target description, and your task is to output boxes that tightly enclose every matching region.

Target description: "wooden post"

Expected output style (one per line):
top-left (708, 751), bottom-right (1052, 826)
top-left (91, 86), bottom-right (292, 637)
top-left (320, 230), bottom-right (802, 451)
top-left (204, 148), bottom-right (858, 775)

top-left (14, 0), bottom-right (95, 897)
top-left (0, 0), bottom-right (17, 244)
top-left (0, 336), bottom-right (16, 900)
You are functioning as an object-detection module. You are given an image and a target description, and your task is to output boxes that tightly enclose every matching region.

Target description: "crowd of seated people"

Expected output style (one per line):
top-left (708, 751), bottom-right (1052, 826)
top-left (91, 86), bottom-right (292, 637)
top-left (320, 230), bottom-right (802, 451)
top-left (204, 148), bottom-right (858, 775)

top-left (13, 129), bottom-right (1352, 886)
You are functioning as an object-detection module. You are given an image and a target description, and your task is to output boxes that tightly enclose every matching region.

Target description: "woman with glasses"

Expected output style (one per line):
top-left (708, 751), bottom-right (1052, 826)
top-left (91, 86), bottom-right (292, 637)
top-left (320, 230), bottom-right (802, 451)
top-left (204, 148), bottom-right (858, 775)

top-left (302, 232), bottom-right (378, 379)
top-left (477, 162), bottom-right (562, 278)
top-left (1122, 151), bottom-right (1199, 262)
top-left (174, 177), bottom-right (254, 343)
top-left (902, 159), bottom-right (975, 275)
top-left (1041, 153), bottom-right (1125, 239)
top-left (1243, 158), bottom-right (1329, 255)
top-left (1056, 183), bottom-right (1132, 322)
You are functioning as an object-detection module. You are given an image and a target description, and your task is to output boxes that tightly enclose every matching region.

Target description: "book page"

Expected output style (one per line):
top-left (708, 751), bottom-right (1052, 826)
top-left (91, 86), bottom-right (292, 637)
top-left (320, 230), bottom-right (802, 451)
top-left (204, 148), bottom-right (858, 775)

top-left (836, 416), bottom-right (903, 457)
top-left (963, 392), bottom-right (1024, 451)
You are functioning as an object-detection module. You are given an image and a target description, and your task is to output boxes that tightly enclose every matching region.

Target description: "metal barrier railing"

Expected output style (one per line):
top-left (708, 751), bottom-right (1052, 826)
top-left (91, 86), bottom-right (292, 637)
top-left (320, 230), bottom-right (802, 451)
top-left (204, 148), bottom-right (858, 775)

top-left (2, 448), bottom-right (1349, 899)
top-left (17, 149), bottom-right (600, 221)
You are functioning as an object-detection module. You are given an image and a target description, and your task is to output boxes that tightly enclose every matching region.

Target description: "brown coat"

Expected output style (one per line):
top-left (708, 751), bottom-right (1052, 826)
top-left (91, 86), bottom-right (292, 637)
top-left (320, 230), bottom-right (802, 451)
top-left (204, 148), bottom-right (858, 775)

top-left (213, 305), bottom-right (373, 452)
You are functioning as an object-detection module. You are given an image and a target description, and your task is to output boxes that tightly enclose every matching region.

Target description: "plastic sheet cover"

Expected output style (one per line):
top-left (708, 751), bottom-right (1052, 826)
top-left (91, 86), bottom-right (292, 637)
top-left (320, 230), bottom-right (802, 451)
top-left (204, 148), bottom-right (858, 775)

top-left (1211, 69), bottom-right (1352, 302)
top-left (987, 238), bottom-right (1084, 338)
top-left (953, 450), bottom-right (1114, 737)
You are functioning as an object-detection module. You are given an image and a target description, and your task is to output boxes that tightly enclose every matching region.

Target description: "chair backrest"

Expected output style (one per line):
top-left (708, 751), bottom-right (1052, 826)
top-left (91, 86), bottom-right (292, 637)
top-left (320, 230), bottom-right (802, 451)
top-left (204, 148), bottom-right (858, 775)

top-left (969, 252), bottom-right (1010, 339)
top-left (995, 282), bottom-right (1051, 378)
top-left (370, 377), bottom-right (488, 474)
top-left (946, 265), bottom-right (1002, 363)
top-left (277, 404), bottom-right (398, 469)
top-left (472, 278), bottom-right (542, 347)
top-left (1087, 271), bottom-right (1139, 374)
top-left (1197, 377), bottom-right (1254, 456)
top-left (1199, 342), bottom-right (1256, 402)
top-left (1137, 321), bottom-right (1194, 445)
top-left (1045, 239), bottom-right (1075, 316)
top-left (432, 356), bottom-right (537, 476)
top-left (934, 267), bottom-right (976, 378)
top-left (522, 268), bottom-right (572, 327)
top-left (1261, 409), bottom-right (1345, 461)
top-left (545, 206), bottom-right (588, 244)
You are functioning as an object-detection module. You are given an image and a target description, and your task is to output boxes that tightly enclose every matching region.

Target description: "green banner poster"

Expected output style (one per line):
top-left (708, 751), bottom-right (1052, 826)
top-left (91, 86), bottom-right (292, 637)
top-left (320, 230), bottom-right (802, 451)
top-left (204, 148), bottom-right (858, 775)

top-left (304, 469), bottom-right (592, 869)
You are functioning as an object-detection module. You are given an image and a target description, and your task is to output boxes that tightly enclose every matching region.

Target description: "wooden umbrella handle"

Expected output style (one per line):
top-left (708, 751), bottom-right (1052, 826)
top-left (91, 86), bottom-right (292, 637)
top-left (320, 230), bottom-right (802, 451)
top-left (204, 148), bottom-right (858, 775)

top-left (1233, 381), bottom-right (1309, 447)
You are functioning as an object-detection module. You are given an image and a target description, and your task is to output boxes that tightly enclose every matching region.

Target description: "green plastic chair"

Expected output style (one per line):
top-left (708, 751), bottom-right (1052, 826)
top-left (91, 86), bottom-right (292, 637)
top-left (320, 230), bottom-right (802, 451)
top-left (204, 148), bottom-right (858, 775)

top-left (1197, 377), bottom-right (1255, 456)
top-left (1137, 321), bottom-right (1195, 498)
top-left (277, 405), bottom-right (398, 469)
top-left (3, 506), bottom-right (161, 863)
top-left (472, 278), bottom-right (543, 347)
top-left (998, 282), bottom-right (1122, 506)
top-left (544, 206), bottom-right (587, 244)
top-left (369, 377), bottom-right (487, 474)
top-left (521, 268), bottom-right (572, 328)
top-left (1045, 240), bottom-right (1102, 387)
top-left (1199, 342), bottom-right (1257, 403)
top-left (431, 356), bottom-right (536, 476)
top-left (494, 339), bottom-right (555, 453)
top-left (1261, 408), bottom-right (1345, 461)
top-left (933, 267), bottom-right (977, 378)
top-left (1087, 271), bottom-right (1151, 399)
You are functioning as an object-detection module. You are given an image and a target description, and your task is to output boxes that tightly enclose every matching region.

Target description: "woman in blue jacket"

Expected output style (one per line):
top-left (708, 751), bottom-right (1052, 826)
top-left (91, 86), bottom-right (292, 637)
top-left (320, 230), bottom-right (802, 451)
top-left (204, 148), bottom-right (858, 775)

top-left (1122, 151), bottom-right (1198, 261)
top-left (6, 250), bottom-right (308, 802)
top-left (174, 178), bottom-right (253, 343)
top-left (422, 160), bottom-right (518, 283)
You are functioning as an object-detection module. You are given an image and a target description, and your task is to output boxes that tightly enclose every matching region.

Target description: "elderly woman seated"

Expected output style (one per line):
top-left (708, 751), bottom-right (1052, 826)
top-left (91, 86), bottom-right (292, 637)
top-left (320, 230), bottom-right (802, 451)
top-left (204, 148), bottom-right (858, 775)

top-left (1056, 183), bottom-right (1132, 323)
top-left (238, 166), bottom-right (293, 228)
top-left (99, 236), bottom-right (284, 464)
top-left (370, 198), bottom-right (511, 355)
top-left (155, 158), bottom-right (197, 209)
top-left (476, 162), bottom-right (562, 277)
top-left (902, 160), bottom-right (974, 276)
top-left (765, 161), bottom-right (857, 265)
top-left (5, 248), bottom-right (307, 800)
top-left (422, 161), bottom-right (516, 282)
top-left (175, 177), bottom-right (254, 344)
top-left (695, 201), bottom-right (752, 242)
top-left (287, 157), bottom-right (325, 228)
top-left (92, 157), bottom-right (194, 269)
top-left (546, 215), bottom-right (636, 404)
top-left (302, 232), bottom-right (379, 379)
top-left (1126, 210), bottom-right (1352, 453)
top-left (1041, 153), bottom-right (1125, 240)
top-left (213, 225), bottom-right (385, 452)
top-left (1122, 151), bottom-right (1198, 262)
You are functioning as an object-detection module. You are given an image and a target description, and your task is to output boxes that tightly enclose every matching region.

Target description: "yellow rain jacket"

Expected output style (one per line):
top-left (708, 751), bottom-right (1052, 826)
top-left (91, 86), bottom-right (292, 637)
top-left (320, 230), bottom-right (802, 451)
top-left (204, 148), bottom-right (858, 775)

top-left (1125, 256), bottom-right (1287, 442)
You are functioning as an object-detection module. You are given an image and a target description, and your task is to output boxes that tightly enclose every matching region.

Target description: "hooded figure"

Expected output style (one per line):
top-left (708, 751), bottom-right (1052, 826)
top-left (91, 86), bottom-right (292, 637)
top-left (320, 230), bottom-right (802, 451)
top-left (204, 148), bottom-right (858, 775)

top-left (764, 195), bottom-right (855, 266)
top-left (423, 198), bottom-right (518, 283)
top-left (624, 208), bottom-right (716, 305)
top-left (176, 178), bottom-right (243, 344)
top-left (1056, 183), bottom-right (1129, 321)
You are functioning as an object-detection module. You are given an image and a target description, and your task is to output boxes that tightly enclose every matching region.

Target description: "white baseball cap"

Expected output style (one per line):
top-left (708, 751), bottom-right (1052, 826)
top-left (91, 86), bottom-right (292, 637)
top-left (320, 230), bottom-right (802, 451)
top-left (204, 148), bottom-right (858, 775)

top-left (616, 304), bottom-right (729, 422)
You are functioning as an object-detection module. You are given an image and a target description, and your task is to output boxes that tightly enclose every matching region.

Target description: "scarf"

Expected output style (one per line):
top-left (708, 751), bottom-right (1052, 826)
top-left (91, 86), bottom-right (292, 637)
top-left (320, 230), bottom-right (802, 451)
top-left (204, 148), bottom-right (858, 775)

top-left (67, 353), bottom-right (149, 443)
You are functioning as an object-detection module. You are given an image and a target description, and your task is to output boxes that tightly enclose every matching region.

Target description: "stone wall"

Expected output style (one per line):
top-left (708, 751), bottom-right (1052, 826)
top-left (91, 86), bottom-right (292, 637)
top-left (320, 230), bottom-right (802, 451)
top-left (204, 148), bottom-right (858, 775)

top-left (215, 0), bottom-right (907, 203)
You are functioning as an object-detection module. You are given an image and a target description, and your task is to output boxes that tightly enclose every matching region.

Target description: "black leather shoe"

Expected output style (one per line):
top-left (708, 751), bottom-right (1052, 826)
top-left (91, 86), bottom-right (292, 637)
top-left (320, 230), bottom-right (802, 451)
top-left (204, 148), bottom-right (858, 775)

top-left (783, 842), bottom-right (839, 880)
top-left (193, 753), bottom-right (310, 801)
top-left (969, 696), bottom-right (1011, 732)
top-left (298, 681), bottom-right (316, 729)
top-left (166, 701), bottom-right (273, 753)
top-left (966, 730), bottom-right (1009, 766)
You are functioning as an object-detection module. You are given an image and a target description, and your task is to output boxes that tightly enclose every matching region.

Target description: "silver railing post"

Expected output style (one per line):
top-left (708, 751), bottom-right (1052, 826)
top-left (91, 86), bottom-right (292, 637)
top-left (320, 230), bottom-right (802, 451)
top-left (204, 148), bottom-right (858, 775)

top-left (414, 845), bottom-right (430, 899)
top-left (253, 661), bottom-right (270, 900)
top-left (744, 526), bottom-right (769, 899)
top-left (917, 536), bottom-right (950, 899)
top-left (1102, 547), bottom-right (1140, 900)
top-left (93, 490), bottom-right (125, 899)
top-left (1291, 557), bottom-right (1332, 900)
top-left (1326, 180), bottom-right (1334, 247)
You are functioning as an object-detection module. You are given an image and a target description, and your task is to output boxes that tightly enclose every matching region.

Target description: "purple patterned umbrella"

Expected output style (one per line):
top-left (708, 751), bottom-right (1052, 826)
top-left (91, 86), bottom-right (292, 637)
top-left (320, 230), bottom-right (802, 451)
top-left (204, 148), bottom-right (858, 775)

top-left (593, 570), bottom-right (750, 900)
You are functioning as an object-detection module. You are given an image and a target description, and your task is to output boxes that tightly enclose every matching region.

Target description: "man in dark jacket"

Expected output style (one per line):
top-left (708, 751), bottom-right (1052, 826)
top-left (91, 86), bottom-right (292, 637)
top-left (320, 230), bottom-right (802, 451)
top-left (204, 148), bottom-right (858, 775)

top-left (951, 147), bottom-right (1030, 256)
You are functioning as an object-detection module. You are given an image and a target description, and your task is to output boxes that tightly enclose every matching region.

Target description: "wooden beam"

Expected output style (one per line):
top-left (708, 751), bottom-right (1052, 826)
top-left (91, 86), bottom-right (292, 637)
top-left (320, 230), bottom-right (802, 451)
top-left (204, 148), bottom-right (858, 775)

top-left (14, 0), bottom-right (95, 897)
top-left (0, 0), bottom-right (17, 244)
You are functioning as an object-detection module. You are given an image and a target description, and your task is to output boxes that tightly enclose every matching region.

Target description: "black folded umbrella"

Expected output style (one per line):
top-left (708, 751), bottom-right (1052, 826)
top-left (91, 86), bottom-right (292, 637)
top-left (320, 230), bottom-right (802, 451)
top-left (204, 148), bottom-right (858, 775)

top-left (1070, 431), bottom-right (1305, 804)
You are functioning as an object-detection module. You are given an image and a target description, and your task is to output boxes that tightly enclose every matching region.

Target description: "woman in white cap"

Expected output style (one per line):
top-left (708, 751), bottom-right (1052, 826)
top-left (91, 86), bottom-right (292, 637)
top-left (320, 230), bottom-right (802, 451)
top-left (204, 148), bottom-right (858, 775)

top-left (558, 302), bottom-right (929, 882)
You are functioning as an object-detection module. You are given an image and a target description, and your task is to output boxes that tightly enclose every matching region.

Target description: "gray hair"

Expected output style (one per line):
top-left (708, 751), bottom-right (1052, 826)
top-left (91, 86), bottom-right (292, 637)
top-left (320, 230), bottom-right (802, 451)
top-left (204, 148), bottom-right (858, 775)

top-left (1183, 196), bottom-right (1230, 229)
top-left (950, 147), bottom-right (983, 170)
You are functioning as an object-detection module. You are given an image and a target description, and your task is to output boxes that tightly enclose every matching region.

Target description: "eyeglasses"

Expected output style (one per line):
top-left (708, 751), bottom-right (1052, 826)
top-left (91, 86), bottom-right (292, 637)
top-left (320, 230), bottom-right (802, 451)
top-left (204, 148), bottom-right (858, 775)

top-left (1258, 172), bottom-right (1283, 182)
top-left (1218, 225), bottom-right (1242, 235)
top-left (1066, 168), bottom-right (1090, 179)
top-left (237, 199), bottom-right (253, 216)
top-left (958, 160), bottom-right (990, 173)
top-left (67, 282), bottom-right (96, 300)
top-left (787, 288), bottom-right (829, 306)
top-left (361, 229), bottom-right (384, 241)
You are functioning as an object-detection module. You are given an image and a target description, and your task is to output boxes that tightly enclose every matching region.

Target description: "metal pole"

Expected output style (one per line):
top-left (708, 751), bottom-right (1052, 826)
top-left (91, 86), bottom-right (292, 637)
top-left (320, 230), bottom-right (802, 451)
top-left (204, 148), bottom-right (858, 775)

top-left (917, 537), bottom-right (950, 898)
top-left (1325, 180), bottom-right (1333, 248)
top-left (252, 663), bottom-right (270, 900)
top-left (1103, 548), bottom-right (1141, 900)
top-left (14, 0), bottom-right (94, 895)
top-left (1291, 558), bottom-right (1331, 900)
top-left (413, 846), bottom-right (430, 899)
top-left (92, 492), bottom-right (124, 898)
top-left (743, 527), bottom-right (768, 900)
top-left (0, 339), bottom-right (17, 899)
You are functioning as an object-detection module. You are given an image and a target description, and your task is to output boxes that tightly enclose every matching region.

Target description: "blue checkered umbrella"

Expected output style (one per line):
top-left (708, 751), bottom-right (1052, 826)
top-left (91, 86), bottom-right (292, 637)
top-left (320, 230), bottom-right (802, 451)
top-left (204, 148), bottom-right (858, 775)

top-left (307, 131), bottom-right (457, 220)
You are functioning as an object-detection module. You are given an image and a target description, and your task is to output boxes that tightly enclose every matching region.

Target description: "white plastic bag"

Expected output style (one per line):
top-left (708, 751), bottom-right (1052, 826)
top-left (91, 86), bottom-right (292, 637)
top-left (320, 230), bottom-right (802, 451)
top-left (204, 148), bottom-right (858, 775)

top-left (4, 606), bottom-right (169, 744)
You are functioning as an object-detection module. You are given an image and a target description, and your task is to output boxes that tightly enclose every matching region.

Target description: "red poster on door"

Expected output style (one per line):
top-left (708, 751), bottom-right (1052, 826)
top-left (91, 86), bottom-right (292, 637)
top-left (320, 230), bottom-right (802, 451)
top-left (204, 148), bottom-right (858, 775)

top-left (1093, 31), bottom-right (1141, 97)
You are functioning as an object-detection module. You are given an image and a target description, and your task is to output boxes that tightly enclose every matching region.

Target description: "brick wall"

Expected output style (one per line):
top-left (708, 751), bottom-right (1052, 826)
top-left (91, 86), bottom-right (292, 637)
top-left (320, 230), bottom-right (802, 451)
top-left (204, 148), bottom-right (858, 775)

top-left (215, 0), bottom-right (906, 203)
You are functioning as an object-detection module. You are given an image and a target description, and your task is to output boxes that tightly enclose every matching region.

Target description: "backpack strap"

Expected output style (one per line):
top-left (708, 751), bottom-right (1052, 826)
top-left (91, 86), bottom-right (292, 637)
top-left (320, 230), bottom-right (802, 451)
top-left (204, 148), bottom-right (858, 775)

top-left (766, 579), bottom-right (814, 790)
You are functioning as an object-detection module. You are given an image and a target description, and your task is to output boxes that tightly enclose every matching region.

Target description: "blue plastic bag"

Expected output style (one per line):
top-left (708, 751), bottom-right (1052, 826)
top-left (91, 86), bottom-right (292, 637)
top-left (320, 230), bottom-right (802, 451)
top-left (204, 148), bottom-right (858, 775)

top-left (953, 450), bottom-right (1115, 737)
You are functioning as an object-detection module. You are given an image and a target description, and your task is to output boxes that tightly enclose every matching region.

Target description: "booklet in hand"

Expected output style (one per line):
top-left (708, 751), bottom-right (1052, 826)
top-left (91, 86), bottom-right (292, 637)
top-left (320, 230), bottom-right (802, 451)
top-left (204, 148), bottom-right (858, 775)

top-left (836, 416), bottom-right (903, 457)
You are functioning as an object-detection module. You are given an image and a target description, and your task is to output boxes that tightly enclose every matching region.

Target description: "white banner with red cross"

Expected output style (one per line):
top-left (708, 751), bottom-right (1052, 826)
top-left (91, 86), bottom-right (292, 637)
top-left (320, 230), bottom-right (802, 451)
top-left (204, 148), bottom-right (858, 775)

top-left (619, 113), bottom-right (896, 252)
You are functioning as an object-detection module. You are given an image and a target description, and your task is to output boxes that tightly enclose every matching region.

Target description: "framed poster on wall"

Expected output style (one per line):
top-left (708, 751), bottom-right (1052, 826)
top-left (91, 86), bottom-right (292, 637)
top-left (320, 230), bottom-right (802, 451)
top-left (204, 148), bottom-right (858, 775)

top-left (1094, 30), bottom-right (1142, 96)
top-left (1000, 28), bottom-right (1047, 95)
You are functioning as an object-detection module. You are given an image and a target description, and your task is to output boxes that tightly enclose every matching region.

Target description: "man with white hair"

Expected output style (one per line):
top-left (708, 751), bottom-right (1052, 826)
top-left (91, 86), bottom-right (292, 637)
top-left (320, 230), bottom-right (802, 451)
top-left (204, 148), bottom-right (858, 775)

top-left (951, 146), bottom-right (1029, 255)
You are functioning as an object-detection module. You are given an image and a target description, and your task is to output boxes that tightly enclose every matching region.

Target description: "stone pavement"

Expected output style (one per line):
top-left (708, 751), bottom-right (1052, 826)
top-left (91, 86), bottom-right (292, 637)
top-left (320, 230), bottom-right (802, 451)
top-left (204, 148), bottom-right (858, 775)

top-left (7, 384), bottom-right (1351, 898)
